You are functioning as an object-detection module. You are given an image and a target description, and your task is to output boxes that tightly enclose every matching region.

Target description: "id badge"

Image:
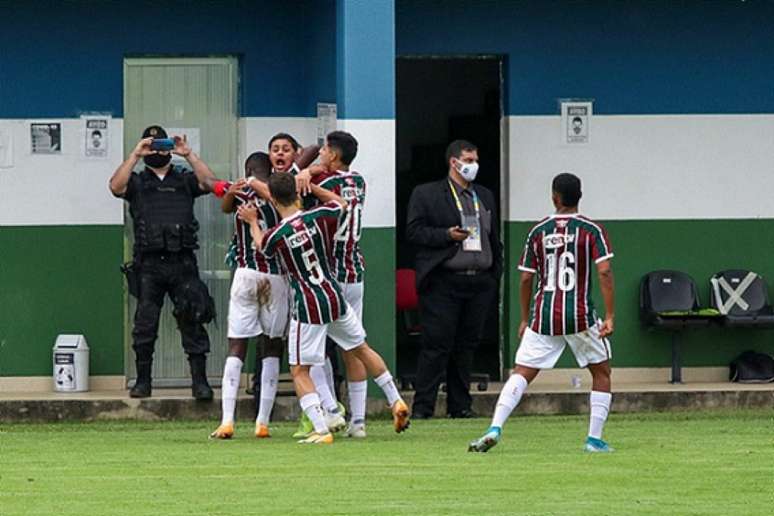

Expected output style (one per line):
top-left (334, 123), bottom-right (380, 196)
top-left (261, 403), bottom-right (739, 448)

top-left (462, 214), bottom-right (482, 252)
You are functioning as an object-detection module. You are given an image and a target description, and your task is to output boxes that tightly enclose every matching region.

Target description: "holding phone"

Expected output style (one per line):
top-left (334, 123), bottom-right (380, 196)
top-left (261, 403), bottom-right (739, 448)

top-left (150, 138), bottom-right (175, 151)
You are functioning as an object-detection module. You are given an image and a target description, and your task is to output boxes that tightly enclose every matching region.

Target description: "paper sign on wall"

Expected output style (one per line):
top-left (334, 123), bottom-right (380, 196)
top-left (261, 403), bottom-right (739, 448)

top-left (317, 103), bottom-right (337, 145)
top-left (560, 100), bottom-right (593, 144)
top-left (83, 116), bottom-right (110, 159)
top-left (31, 122), bottom-right (62, 154)
top-left (0, 130), bottom-right (13, 168)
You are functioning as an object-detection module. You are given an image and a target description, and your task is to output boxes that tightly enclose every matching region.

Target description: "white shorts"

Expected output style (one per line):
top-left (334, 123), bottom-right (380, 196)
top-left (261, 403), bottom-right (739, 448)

top-left (287, 304), bottom-right (366, 366)
top-left (227, 268), bottom-right (289, 339)
top-left (515, 324), bottom-right (612, 369)
top-left (338, 281), bottom-right (363, 320)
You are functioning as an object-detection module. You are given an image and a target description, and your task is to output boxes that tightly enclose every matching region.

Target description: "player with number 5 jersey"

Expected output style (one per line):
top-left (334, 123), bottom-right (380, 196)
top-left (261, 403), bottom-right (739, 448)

top-left (470, 173), bottom-right (616, 454)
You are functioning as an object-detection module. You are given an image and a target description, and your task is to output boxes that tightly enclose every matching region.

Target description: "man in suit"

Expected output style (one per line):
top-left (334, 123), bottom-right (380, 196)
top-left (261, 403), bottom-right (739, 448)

top-left (406, 139), bottom-right (503, 418)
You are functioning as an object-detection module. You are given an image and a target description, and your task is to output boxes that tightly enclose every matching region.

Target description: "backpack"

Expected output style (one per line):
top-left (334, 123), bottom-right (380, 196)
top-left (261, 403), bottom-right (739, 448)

top-left (729, 351), bottom-right (774, 383)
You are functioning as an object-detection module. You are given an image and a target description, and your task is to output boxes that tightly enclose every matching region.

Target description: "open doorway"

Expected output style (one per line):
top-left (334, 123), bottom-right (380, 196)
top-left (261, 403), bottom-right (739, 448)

top-left (396, 55), bottom-right (503, 382)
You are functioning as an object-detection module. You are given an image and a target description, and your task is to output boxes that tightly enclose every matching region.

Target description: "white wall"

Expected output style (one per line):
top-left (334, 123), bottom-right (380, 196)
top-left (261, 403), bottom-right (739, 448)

top-left (508, 115), bottom-right (774, 221)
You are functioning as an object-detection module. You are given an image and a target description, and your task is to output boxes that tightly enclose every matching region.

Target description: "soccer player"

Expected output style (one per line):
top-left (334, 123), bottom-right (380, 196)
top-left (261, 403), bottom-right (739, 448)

top-left (210, 152), bottom-right (288, 440)
top-left (308, 131), bottom-right (369, 438)
top-left (239, 172), bottom-right (410, 444)
top-left (469, 172), bottom-right (615, 453)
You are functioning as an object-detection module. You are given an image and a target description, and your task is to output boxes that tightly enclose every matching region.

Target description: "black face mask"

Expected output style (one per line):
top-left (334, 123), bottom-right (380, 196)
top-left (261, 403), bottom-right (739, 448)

top-left (144, 153), bottom-right (171, 169)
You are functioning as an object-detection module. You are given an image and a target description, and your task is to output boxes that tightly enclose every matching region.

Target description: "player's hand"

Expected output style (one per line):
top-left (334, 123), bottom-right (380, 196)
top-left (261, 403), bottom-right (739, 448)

top-left (227, 178), bottom-right (247, 194)
top-left (599, 317), bottom-right (614, 338)
top-left (172, 135), bottom-right (192, 157)
top-left (132, 137), bottom-right (154, 158)
top-left (237, 203), bottom-right (258, 223)
top-left (518, 321), bottom-right (529, 338)
top-left (448, 226), bottom-right (469, 241)
top-left (296, 170), bottom-right (312, 196)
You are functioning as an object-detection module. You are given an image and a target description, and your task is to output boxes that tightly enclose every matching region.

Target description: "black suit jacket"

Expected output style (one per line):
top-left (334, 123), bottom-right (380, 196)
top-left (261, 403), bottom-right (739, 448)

top-left (406, 178), bottom-right (503, 293)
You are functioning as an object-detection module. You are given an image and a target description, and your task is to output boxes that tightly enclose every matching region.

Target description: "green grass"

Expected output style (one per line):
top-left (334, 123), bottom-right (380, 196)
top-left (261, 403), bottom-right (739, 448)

top-left (2, 411), bottom-right (774, 515)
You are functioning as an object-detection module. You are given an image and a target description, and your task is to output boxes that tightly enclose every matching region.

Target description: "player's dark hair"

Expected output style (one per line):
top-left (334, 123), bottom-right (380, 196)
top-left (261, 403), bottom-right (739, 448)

top-left (268, 132), bottom-right (300, 151)
top-left (245, 151), bottom-right (271, 180)
top-left (552, 173), bottom-right (582, 207)
top-left (268, 172), bottom-right (298, 206)
top-left (445, 139), bottom-right (478, 163)
top-left (326, 131), bottom-right (358, 165)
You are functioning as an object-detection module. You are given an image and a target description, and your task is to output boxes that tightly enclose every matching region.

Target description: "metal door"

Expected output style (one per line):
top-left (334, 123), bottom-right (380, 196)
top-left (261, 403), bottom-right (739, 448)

top-left (123, 57), bottom-right (238, 386)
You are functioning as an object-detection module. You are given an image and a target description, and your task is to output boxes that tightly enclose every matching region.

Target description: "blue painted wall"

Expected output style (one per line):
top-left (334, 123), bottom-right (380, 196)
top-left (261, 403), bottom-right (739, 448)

top-left (0, 0), bottom-right (336, 118)
top-left (396, 0), bottom-right (774, 115)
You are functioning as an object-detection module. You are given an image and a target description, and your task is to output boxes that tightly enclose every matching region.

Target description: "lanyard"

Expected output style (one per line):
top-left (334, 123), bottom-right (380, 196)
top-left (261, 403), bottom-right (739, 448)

top-left (448, 181), bottom-right (479, 218)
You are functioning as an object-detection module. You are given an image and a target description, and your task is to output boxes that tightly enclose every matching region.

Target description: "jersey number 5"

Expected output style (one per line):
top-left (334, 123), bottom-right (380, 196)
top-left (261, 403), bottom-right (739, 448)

top-left (301, 249), bottom-right (324, 286)
top-left (544, 251), bottom-right (576, 292)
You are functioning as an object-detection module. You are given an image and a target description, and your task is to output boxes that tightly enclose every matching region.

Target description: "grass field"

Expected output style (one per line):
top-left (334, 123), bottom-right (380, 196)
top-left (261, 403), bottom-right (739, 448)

top-left (2, 410), bottom-right (773, 515)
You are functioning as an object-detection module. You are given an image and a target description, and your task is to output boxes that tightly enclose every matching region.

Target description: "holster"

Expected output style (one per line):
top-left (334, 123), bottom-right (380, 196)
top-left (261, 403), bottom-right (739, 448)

top-left (120, 261), bottom-right (141, 298)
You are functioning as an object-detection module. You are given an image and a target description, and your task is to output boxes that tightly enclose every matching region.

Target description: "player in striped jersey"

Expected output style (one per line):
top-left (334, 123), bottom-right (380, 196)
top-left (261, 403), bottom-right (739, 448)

top-left (470, 173), bottom-right (615, 453)
top-left (238, 172), bottom-right (410, 444)
top-left (210, 152), bottom-right (289, 440)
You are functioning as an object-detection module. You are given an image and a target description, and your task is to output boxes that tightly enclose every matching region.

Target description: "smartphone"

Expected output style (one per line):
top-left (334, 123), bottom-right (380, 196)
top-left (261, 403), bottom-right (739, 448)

top-left (150, 138), bottom-right (175, 151)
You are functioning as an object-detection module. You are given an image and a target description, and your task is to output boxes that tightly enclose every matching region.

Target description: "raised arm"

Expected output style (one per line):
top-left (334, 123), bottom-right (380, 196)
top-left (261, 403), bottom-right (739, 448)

top-left (518, 271), bottom-right (535, 338)
top-left (221, 179), bottom-right (247, 213)
top-left (237, 204), bottom-right (265, 251)
top-left (245, 176), bottom-right (271, 201)
top-left (173, 135), bottom-right (218, 192)
top-left (596, 260), bottom-right (615, 338)
top-left (296, 144), bottom-right (320, 169)
top-left (109, 138), bottom-right (153, 196)
top-left (310, 183), bottom-right (346, 209)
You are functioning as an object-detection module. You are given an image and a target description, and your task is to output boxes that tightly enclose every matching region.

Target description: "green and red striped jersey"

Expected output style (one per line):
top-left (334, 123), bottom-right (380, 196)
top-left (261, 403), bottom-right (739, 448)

top-left (261, 201), bottom-right (348, 324)
top-left (317, 171), bottom-right (366, 283)
top-left (518, 214), bottom-right (613, 336)
top-left (224, 188), bottom-right (282, 274)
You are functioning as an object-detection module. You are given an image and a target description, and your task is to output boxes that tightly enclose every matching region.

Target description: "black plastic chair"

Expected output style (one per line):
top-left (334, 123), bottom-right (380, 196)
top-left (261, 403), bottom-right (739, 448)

top-left (710, 270), bottom-right (774, 328)
top-left (640, 270), bottom-right (715, 383)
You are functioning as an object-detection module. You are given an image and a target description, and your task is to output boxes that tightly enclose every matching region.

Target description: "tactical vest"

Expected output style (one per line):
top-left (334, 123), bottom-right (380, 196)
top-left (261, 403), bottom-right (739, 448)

top-left (130, 167), bottom-right (200, 254)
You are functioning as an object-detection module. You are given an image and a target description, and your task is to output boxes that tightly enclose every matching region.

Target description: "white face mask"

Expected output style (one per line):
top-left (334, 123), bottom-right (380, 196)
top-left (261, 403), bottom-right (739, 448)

top-left (455, 159), bottom-right (479, 182)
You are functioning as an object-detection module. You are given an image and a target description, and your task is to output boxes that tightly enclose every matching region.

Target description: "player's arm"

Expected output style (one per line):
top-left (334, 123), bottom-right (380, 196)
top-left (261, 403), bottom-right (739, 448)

top-left (518, 271), bottom-right (535, 338)
top-left (596, 260), bottom-right (615, 338)
top-left (296, 144), bottom-right (320, 169)
top-left (310, 183), bottom-right (346, 210)
top-left (221, 179), bottom-right (247, 213)
top-left (173, 135), bottom-right (218, 192)
top-left (109, 138), bottom-right (153, 196)
top-left (237, 204), bottom-right (265, 251)
top-left (245, 176), bottom-right (271, 201)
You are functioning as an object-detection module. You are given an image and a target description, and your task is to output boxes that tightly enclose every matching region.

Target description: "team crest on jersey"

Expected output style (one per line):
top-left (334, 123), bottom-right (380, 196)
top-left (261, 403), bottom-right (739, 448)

top-left (555, 219), bottom-right (568, 229)
top-left (288, 226), bottom-right (317, 248)
top-left (544, 233), bottom-right (575, 249)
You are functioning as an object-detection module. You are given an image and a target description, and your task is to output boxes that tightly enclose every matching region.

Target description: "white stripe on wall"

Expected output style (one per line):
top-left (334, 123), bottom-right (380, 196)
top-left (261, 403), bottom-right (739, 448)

top-left (508, 114), bottom-right (774, 221)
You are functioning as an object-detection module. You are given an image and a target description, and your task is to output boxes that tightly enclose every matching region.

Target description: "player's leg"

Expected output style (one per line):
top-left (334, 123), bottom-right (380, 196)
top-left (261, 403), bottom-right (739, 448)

top-left (211, 338), bottom-right (248, 439)
top-left (330, 307), bottom-right (410, 433)
top-left (340, 282), bottom-right (368, 437)
top-left (288, 319), bottom-right (334, 444)
top-left (255, 273), bottom-right (288, 438)
top-left (567, 325), bottom-right (614, 452)
top-left (469, 328), bottom-right (563, 452)
top-left (310, 356), bottom-right (346, 433)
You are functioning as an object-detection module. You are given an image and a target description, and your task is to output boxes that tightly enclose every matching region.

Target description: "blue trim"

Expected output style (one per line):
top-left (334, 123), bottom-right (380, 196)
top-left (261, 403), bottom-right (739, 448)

top-left (397, 0), bottom-right (774, 115)
top-left (337, 0), bottom-right (395, 119)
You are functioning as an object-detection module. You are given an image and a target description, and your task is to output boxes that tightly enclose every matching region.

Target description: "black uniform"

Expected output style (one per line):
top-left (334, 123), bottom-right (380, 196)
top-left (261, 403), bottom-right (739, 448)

top-left (120, 165), bottom-right (213, 398)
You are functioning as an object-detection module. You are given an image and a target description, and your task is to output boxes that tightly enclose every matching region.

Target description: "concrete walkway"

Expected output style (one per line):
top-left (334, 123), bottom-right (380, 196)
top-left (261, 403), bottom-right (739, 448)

top-left (2, 381), bottom-right (773, 423)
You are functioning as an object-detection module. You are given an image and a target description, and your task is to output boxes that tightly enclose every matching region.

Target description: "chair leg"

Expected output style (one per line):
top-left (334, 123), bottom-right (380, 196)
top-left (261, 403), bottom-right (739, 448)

top-left (670, 332), bottom-right (682, 384)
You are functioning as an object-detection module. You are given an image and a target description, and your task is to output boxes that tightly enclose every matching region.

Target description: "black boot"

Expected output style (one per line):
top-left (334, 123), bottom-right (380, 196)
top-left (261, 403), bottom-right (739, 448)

top-left (130, 360), bottom-right (152, 398)
top-left (189, 354), bottom-right (213, 401)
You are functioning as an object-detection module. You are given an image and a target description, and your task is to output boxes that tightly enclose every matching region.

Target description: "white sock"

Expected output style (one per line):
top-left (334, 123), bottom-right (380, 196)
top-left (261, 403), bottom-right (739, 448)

top-left (374, 371), bottom-right (401, 406)
top-left (299, 392), bottom-right (328, 435)
top-left (491, 374), bottom-right (528, 429)
top-left (324, 357), bottom-right (336, 395)
top-left (348, 380), bottom-right (367, 423)
top-left (588, 391), bottom-right (612, 439)
top-left (256, 357), bottom-right (279, 425)
top-left (311, 364), bottom-right (339, 413)
top-left (220, 356), bottom-right (243, 425)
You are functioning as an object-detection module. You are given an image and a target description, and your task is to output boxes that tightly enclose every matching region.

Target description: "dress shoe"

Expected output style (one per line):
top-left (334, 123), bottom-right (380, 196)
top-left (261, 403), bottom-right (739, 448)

top-left (412, 411), bottom-right (433, 420)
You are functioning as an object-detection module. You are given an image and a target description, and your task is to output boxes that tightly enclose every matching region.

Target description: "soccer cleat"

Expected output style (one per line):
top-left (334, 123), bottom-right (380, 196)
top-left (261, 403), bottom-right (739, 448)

top-left (255, 423), bottom-right (270, 438)
top-left (324, 410), bottom-right (347, 433)
top-left (291, 412), bottom-right (315, 439)
top-left (584, 436), bottom-right (614, 453)
top-left (346, 420), bottom-right (367, 439)
top-left (297, 432), bottom-right (334, 444)
top-left (336, 401), bottom-right (347, 419)
top-left (391, 399), bottom-right (411, 433)
top-left (468, 427), bottom-right (501, 453)
top-left (209, 423), bottom-right (234, 440)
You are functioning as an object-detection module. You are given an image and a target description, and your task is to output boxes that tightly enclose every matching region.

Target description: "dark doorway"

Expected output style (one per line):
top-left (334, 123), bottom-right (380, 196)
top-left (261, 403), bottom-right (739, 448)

top-left (396, 56), bottom-right (503, 382)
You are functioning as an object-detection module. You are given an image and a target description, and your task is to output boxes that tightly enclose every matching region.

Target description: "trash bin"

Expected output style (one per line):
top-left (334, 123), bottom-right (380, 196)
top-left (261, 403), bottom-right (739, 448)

top-left (53, 334), bottom-right (89, 392)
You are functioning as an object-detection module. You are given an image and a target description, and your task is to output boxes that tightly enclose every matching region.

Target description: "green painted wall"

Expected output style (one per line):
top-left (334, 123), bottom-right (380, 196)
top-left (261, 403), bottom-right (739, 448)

top-left (360, 227), bottom-right (396, 371)
top-left (0, 226), bottom-right (124, 376)
top-left (504, 219), bottom-right (774, 368)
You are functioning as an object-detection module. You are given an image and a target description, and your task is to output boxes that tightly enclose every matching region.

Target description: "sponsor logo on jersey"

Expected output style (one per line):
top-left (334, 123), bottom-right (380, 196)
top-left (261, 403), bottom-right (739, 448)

top-left (288, 226), bottom-right (317, 248)
top-left (341, 186), bottom-right (359, 201)
top-left (544, 233), bottom-right (575, 249)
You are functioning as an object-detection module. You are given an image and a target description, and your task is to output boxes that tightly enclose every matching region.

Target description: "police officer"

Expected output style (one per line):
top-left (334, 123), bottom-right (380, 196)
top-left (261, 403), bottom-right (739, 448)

top-left (109, 125), bottom-right (220, 400)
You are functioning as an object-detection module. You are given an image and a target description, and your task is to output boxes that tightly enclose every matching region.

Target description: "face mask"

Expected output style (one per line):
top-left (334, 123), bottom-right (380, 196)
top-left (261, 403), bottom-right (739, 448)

top-left (144, 153), bottom-right (171, 169)
top-left (455, 159), bottom-right (479, 182)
